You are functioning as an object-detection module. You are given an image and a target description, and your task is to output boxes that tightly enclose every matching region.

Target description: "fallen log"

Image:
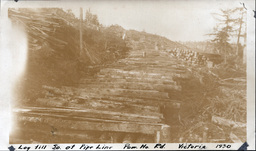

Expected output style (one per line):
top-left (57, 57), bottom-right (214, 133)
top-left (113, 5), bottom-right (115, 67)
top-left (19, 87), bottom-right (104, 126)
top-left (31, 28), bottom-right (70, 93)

top-left (211, 116), bottom-right (246, 128)
top-left (42, 85), bottom-right (73, 95)
top-left (229, 132), bottom-right (242, 143)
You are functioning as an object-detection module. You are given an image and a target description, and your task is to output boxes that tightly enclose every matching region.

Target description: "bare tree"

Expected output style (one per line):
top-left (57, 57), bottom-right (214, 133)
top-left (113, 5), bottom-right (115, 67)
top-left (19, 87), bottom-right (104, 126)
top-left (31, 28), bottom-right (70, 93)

top-left (232, 7), bottom-right (246, 62)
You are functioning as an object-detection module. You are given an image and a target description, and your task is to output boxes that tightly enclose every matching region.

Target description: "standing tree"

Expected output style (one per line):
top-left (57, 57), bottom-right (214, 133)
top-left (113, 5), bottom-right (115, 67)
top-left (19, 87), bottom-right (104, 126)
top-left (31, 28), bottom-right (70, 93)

top-left (85, 8), bottom-right (92, 23)
top-left (80, 7), bottom-right (83, 56)
top-left (232, 7), bottom-right (246, 62)
top-left (209, 9), bottom-right (236, 64)
top-left (85, 9), bottom-right (99, 26)
top-left (208, 7), bottom-right (246, 64)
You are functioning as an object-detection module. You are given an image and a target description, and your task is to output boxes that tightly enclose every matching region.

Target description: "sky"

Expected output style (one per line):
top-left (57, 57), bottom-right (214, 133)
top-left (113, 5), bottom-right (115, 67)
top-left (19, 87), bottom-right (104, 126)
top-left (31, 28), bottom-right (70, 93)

top-left (66, 0), bottom-right (247, 42)
top-left (2, 0), bottom-right (252, 42)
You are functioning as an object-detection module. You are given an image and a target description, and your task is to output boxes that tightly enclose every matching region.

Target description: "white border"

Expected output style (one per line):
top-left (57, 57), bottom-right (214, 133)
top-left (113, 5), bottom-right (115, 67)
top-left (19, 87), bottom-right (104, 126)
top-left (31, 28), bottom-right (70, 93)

top-left (0, 0), bottom-right (255, 150)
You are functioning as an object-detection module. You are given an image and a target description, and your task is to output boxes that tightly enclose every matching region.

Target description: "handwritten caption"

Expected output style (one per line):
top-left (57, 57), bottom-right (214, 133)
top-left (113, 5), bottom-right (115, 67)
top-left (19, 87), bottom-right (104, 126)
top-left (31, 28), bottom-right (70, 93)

top-left (16, 143), bottom-right (233, 150)
top-left (17, 143), bottom-right (167, 151)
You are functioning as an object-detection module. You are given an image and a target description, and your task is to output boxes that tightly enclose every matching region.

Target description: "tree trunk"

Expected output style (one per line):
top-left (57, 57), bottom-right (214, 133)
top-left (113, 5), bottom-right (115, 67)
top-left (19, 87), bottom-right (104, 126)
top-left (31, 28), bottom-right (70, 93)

top-left (224, 43), bottom-right (227, 64)
top-left (80, 7), bottom-right (83, 56)
top-left (236, 14), bottom-right (244, 56)
top-left (243, 24), bottom-right (247, 64)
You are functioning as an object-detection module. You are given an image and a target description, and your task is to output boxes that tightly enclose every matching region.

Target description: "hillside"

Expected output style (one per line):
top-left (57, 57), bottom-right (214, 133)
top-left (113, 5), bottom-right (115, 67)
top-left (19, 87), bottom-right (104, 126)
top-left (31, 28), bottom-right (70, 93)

top-left (105, 25), bottom-right (187, 51)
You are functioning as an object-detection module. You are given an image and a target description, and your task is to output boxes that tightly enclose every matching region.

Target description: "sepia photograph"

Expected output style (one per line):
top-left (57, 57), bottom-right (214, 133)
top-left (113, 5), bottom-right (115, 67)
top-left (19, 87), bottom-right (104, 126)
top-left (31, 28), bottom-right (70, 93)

top-left (0, 0), bottom-right (255, 149)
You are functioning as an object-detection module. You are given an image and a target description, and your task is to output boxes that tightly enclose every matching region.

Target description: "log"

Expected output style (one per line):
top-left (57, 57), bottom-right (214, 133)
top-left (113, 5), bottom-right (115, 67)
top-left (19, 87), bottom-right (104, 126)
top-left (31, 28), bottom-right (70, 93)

top-left (15, 112), bottom-right (165, 135)
top-left (16, 107), bottom-right (162, 123)
top-left (88, 76), bottom-right (176, 85)
top-left (42, 85), bottom-right (73, 95)
top-left (229, 132), bottom-right (242, 143)
top-left (67, 98), bottom-right (161, 117)
top-left (99, 69), bottom-right (176, 79)
top-left (36, 98), bottom-right (68, 107)
top-left (82, 82), bottom-right (181, 91)
top-left (211, 116), bottom-right (246, 128)
top-left (80, 88), bottom-right (169, 99)
top-left (78, 95), bottom-right (181, 108)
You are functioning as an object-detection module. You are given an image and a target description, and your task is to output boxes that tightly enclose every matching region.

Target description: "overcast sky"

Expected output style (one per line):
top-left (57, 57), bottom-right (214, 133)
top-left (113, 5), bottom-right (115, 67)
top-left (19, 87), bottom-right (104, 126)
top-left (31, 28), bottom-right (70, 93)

top-left (67, 0), bottom-right (247, 42)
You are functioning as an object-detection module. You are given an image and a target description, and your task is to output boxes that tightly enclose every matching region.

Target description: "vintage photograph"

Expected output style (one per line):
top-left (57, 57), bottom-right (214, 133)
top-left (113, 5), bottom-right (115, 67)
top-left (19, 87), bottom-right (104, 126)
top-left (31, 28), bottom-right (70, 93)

top-left (3, 0), bottom-right (252, 145)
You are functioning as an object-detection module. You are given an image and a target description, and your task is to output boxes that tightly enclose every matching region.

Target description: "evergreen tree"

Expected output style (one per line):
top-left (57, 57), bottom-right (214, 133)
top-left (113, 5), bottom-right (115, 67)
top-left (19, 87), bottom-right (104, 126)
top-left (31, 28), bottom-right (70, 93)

top-left (208, 7), bottom-right (246, 64)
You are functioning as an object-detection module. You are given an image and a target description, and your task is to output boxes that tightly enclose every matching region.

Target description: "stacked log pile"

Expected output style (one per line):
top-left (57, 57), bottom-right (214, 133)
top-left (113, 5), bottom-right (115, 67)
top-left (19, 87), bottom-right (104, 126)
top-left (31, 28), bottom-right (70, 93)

top-left (166, 48), bottom-right (223, 67)
top-left (11, 49), bottom-right (187, 143)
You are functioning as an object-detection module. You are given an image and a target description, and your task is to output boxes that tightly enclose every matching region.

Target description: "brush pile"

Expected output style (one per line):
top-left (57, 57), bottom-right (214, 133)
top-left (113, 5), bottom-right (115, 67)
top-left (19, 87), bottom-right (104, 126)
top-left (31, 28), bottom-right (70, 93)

top-left (170, 61), bottom-right (246, 143)
top-left (8, 8), bottom-right (129, 64)
top-left (161, 40), bottom-right (246, 143)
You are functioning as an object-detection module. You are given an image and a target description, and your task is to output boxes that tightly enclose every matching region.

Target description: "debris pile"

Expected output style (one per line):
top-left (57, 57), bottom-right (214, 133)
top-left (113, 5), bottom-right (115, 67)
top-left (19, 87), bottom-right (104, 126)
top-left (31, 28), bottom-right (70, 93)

top-left (8, 8), bottom-right (129, 64)
top-left (170, 62), bottom-right (246, 143)
top-left (8, 8), bottom-right (129, 101)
